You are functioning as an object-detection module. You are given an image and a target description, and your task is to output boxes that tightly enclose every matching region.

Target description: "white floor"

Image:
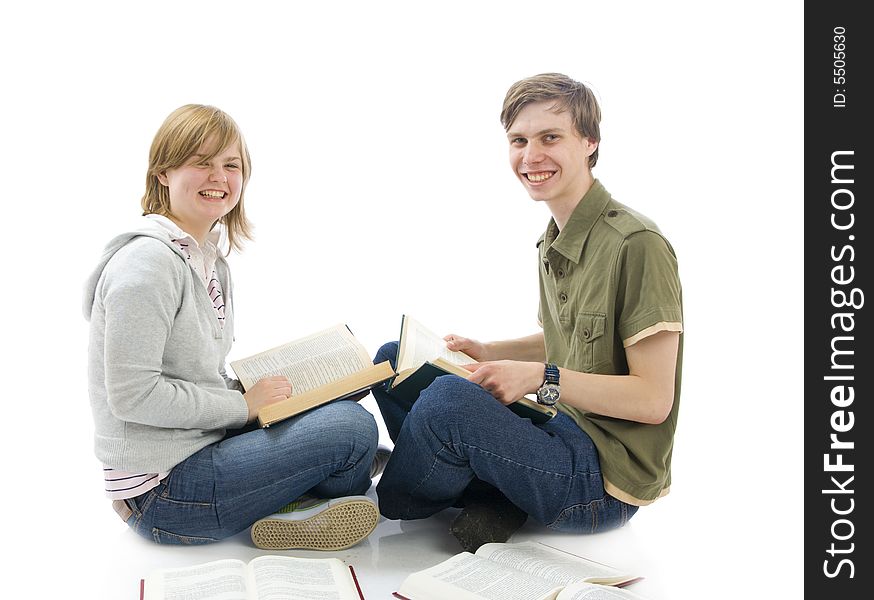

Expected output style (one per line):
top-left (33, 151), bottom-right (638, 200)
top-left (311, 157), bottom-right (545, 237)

top-left (11, 388), bottom-right (804, 600)
top-left (86, 477), bottom-right (676, 600)
top-left (73, 392), bottom-right (680, 600)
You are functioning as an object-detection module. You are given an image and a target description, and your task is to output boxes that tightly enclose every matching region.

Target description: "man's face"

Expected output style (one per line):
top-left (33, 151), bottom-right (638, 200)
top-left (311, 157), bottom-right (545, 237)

top-left (506, 101), bottom-right (597, 206)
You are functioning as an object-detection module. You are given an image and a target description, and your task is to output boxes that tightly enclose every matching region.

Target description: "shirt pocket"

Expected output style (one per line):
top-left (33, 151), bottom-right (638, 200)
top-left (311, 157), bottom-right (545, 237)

top-left (570, 312), bottom-right (607, 372)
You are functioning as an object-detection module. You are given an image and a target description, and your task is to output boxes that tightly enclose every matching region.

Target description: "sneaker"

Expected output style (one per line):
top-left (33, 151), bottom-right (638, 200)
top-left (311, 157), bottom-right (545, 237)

top-left (251, 495), bottom-right (379, 551)
top-left (370, 445), bottom-right (392, 479)
top-left (449, 496), bottom-right (528, 553)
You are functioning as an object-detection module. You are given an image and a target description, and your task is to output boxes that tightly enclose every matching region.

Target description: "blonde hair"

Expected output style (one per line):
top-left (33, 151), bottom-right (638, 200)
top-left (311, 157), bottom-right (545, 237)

top-left (141, 104), bottom-right (253, 253)
top-left (500, 73), bottom-right (602, 169)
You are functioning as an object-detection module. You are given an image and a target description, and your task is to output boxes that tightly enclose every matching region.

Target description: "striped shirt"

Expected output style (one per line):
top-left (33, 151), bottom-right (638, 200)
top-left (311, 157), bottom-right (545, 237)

top-left (103, 216), bottom-right (225, 500)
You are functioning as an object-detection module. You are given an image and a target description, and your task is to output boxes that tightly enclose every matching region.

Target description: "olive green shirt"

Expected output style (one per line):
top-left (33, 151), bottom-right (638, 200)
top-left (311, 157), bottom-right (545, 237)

top-left (538, 180), bottom-right (683, 506)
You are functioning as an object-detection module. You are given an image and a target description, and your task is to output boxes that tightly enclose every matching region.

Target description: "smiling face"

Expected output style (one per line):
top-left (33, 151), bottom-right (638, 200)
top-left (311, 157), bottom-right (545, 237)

top-left (157, 139), bottom-right (243, 242)
top-left (507, 100), bottom-right (598, 212)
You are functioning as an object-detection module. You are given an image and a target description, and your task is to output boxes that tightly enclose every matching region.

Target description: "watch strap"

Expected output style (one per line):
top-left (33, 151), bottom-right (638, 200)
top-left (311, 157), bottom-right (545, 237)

top-left (543, 363), bottom-right (560, 385)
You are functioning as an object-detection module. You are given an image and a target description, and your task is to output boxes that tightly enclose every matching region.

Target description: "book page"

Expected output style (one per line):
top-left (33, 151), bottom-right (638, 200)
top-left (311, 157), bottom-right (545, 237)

top-left (397, 552), bottom-right (562, 600)
top-left (230, 325), bottom-right (372, 392)
top-left (397, 315), bottom-right (477, 374)
top-left (144, 559), bottom-right (249, 600)
top-left (557, 581), bottom-right (650, 600)
top-left (476, 542), bottom-right (632, 587)
top-left (249, 556), bottom-right (358, 600)
top-left (257, 360), bottom-right (394, 427)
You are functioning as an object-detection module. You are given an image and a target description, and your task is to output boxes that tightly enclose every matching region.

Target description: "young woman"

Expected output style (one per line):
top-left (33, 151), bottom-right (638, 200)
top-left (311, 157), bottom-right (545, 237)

top-left (84, 104), bottom-right (380, 549)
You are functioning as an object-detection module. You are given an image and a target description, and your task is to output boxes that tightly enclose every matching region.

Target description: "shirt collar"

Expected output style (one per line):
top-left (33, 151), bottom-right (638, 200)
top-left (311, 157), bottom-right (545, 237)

top-left (539, 179), bottom-right (611, 264)
top-left (145, 214), bottom-right (221, 251)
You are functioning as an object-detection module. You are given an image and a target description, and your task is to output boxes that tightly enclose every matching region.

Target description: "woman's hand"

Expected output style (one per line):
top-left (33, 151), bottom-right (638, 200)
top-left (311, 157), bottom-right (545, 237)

top-left (444, 334), bottom-right (491, 361)
top-left (243, 376), bottom-right (292, 423)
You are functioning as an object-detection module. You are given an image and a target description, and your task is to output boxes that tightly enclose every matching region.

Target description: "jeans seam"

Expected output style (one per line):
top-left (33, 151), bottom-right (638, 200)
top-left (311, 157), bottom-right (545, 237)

top-left (404, 450), bottom-right (448, 519)
top-left (158, 470), bottom-right (213, 508)
top-left (548, 497), bottom-right (603, 531)
top-left (459, 440), bottom-right (594, 480)
top-left (224, 462), bottom-right (337, 506)
top-left (127, 487), bottom-right (157, 536)
top-left (151, 526), bottom-right (218, 545)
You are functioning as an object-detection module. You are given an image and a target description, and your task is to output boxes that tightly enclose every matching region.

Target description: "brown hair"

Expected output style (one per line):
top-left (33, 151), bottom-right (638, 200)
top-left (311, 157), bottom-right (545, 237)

top-left (500, 73), bottom-right (601, 169)
top-left (141, 104), bottom-right (253, 253)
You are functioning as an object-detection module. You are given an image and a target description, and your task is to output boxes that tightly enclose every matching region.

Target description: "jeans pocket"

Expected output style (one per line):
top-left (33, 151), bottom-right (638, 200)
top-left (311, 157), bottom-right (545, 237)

top-left (548, 497), bottom-right (638, 533)
top-left (147, 493), bottom-right (220, 544)
top-left (151, 527), bottom-right (217, 545)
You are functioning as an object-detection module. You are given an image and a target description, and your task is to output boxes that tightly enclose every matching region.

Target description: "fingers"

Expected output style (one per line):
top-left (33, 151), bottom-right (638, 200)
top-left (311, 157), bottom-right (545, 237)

top-left (470, 370), bottom-right (503, 402)
top-left (257, 375), bottom-right (292, 399)
top-left (445, 334), bottom-right (488, 361)
top-left (465, 362), bottom-right (490, 384)
top-left (465, 362), bottom-right (520, 405)
top-left (444, 334), bottom-right (464, 351)
top-left (244, 376), bottom-right (293, 423)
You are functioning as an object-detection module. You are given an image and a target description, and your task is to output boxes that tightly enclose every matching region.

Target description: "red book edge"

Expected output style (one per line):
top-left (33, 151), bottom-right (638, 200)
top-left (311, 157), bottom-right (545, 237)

top-left (392, 593), bottom-right (412, 600)
top-left (349, 565), bottom-right (365, 600)
top-left (142, 567), bottom-right (366, 599)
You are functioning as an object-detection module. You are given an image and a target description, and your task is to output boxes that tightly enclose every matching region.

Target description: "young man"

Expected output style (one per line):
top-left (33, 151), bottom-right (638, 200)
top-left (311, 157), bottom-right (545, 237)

top-left (372, 73), bottom-right (683, 551)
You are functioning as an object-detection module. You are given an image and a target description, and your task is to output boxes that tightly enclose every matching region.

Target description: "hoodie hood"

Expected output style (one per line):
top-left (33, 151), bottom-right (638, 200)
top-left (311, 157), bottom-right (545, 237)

top-left (82, 218), bottom-right (185, 321)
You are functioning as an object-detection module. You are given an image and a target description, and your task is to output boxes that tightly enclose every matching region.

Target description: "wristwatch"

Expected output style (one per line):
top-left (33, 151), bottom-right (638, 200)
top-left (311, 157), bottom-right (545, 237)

top-left (536, 363), bottom-right (561, 406)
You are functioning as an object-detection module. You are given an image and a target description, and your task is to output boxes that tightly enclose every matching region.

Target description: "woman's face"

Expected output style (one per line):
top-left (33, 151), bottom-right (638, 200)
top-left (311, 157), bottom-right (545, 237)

top-left (158, 139), bottom-right (243, 236)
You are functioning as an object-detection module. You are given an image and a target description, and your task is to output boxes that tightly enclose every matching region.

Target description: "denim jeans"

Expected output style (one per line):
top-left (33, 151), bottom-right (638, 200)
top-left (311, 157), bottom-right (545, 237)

top-left (372, 342), bottom-right (637, 533)
top-left (124, 400), bottom-right (378, 544)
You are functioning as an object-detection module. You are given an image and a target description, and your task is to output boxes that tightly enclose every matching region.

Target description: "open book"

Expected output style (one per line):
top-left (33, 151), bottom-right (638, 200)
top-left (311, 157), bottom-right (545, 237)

top-left (230, 324), bottom-right (394, 427)
top-left (394, 541), bottom-right (646, 600)
top-left (389, 315), bottom-right (557, 424)
top-left (141, 555), bottom-right (365, 599)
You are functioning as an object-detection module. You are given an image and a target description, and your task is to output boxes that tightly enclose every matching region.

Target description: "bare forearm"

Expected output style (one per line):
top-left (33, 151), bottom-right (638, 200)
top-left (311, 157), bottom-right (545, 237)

top-left (558, 370), bottom-right (673, 424)
top-left (467, 331), bottom-right (679, 425)
top-left (484, 332), bottom-right (546, 362)
top-left (560, 331), bottom-right (679, 424)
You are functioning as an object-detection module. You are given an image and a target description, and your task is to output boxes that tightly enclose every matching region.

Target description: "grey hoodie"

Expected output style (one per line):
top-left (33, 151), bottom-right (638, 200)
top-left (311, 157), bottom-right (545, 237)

top-left (84, 218), bottom-right (248, 473)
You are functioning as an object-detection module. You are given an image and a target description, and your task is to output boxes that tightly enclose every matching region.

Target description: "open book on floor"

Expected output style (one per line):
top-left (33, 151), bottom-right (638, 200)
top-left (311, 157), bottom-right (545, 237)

top-left (230, 324), bottom-right (394, 427)
top-left (141, 555), bottom-right (365, 600)
top-left (389, 315), bottom-right (557, 424)
top-left (393, 541), bottom-right (646, 600)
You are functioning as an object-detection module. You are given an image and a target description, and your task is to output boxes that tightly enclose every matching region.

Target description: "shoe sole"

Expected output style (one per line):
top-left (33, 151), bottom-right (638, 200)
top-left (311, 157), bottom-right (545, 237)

top-left (251, 498), bottom-right (379, 551)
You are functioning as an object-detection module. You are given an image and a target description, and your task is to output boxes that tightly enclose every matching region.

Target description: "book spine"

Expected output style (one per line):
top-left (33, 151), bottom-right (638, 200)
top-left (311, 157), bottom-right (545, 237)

top-left (349, 565), bottom-right (365, 600)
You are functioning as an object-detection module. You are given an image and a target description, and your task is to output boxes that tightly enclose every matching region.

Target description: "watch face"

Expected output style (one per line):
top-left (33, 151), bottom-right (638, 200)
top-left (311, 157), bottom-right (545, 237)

top-left (537, 384), bottom-right (560, 406)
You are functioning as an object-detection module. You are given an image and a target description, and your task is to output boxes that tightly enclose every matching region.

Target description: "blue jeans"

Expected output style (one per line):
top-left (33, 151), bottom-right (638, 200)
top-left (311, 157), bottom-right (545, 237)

top-left (124, 400), bottom-right (378, 544)
top-left (372, 342), bottom-right (637, 533)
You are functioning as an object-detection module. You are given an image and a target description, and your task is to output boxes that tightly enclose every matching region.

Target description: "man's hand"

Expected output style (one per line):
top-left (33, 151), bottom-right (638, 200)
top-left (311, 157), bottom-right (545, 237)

top-left (243, 375), bottom-right (292, 423)
top-left (464, 360), bottom-right (544, 405)
top-left (444, 334), bottom-right (491, 361)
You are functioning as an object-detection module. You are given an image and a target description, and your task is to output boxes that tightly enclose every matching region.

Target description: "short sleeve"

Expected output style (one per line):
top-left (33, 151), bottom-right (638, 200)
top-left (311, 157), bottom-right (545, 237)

top-left (615, 231), bottom-right (683, 346)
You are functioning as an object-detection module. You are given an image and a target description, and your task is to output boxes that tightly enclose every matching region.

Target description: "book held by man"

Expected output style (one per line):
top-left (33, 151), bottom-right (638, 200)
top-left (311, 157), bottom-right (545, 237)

top-left (230, 324), bottom-right (393, 427)
top-left (393, 541), bottom-right (645, 600)
top-left (389, 315), bottom-right (557, 424)
top-left (141, 555), bottom-right (365, 599)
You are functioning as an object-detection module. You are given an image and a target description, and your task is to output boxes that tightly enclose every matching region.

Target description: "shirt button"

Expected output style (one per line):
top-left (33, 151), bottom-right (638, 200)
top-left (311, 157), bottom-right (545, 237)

top-left (559, 292), bottom-right (568, 303)
top-left (557, 269), bottom-right (565, 278)
top-left (583, 328), bottom-right (591, 339)
top-left (607, 210), bottom-right (618, 217)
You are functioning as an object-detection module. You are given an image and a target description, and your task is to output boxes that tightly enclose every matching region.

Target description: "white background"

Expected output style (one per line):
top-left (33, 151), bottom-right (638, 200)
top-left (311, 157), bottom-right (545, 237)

top-left (1, 1), bottom-right (802, 598)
